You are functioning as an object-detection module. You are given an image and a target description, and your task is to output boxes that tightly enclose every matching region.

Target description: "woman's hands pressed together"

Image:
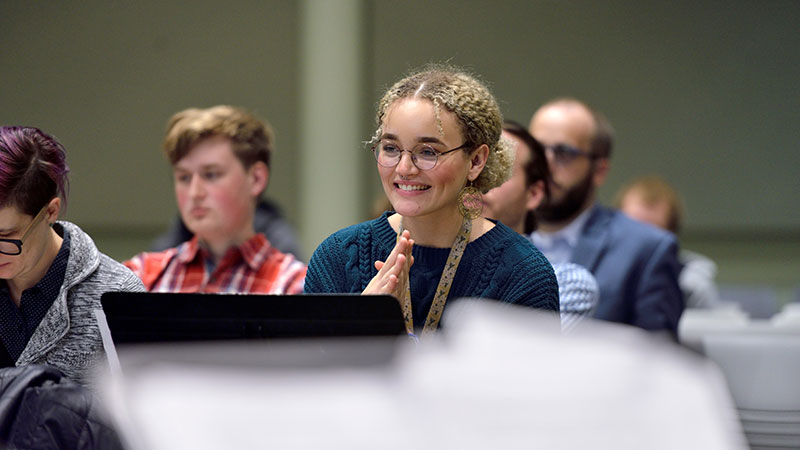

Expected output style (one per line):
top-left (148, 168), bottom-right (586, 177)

top-left (363, 230), bottom-right (414, 299)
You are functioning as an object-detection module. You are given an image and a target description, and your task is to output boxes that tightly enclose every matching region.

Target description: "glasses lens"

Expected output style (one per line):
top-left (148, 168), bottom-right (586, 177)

top-left (0, 241), bottom-right (21, 255)
top-left (375, 142), bottom-right (401, 167)
top-left (374, 142), bottom-right (444, 170)
top-left (412, 145), bottom-right (438, 170)
top-left (550, 144), bottom-right (582, 164)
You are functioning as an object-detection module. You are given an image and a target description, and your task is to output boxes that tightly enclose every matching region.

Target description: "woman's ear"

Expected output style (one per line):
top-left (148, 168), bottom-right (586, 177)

top-left (468, 144), bottom-right (490, 181)
top-left (46, 197), bottom-right (61, 224)
top-left (248, 161), bottom-right (270, 198)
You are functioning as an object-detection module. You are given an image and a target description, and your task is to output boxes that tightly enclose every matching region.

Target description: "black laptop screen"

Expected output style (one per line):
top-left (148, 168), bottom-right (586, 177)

top-left (100, 292), bottom-right (406, 344)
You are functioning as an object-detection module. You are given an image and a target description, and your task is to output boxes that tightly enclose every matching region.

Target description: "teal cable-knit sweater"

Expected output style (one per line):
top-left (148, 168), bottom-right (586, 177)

top-left (305, 213), bottom-right (559, 328)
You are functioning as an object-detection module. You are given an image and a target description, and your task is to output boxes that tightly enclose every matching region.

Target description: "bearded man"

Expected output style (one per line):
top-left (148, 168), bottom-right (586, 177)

top-left (528, 99), bottom-right (683, 336)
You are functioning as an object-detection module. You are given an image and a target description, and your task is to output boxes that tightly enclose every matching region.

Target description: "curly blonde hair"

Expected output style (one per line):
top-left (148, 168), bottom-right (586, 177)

top-left (372, 65), bottom-right (513, 193)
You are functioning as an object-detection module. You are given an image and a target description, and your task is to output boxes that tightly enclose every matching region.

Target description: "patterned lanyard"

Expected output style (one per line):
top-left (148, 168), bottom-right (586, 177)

top-left (397, 216), bottom-right (472, 338)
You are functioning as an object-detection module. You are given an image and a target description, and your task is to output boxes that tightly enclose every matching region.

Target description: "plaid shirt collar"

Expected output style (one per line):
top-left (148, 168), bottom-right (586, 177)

top-left (176, 234), bottom-right (272, 271)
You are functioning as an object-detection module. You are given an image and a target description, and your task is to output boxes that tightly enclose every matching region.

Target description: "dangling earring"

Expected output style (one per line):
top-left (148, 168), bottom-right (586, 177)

top-left (458, 180), bottom-right (483, 220)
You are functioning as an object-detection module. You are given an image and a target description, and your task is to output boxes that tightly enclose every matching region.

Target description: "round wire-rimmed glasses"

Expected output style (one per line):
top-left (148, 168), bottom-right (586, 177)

top-left (0, 205), bottom-right (49, 256)
top-left (372, 141), bottom-right (471, 171)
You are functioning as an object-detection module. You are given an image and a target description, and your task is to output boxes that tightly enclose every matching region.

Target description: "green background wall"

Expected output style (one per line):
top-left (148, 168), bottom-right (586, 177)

top-left (2, 1), bottom-right (798, 300)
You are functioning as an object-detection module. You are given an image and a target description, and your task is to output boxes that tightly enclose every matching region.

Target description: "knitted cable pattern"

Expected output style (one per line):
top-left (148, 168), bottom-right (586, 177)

top-left (305, 214), bottom-right (559, 316)
top-left (473, 243), bottom-right (505, 294)
top-left (358, 224), bottom-right (376, 290)
top-left (503, 253), bottom-right (559, 309)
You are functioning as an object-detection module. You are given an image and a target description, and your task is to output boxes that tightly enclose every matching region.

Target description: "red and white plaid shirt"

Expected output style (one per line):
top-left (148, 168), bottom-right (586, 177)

top-left (124, 234), bottom-right (306, 294)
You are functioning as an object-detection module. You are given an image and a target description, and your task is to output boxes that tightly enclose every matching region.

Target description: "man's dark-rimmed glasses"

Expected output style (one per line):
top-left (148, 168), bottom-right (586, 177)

top-left (544, 143), bottom-right (598, 166)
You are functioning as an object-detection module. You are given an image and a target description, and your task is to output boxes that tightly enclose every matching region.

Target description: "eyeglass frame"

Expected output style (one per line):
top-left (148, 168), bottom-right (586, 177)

top-left (0, 205), bottom-right (50, 256)
top-left (544, 143), bottom-right (600, 166)
top-left (372, 140), bottom-right (472, 171)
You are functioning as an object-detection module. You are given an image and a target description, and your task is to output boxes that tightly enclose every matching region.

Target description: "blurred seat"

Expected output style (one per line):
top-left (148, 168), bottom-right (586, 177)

top-left (718, 284), bottom-right (780, 319)
top-left (678, 305), bottom-right (749, 353)
top-left (772, 303), bottom-right (800, 328)
top-left (703, 332), bottom-right (800, 449)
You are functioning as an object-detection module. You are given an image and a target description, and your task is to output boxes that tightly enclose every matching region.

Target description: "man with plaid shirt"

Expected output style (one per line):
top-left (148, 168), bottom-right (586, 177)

top-left (125, 105), bottom-right (305, 294)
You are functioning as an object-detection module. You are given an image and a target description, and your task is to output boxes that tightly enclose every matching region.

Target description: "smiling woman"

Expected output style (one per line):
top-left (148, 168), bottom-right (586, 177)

top-left (304, 66), bottom-right (560, 337)
top-left (0, 126), bottom-right (144, 387)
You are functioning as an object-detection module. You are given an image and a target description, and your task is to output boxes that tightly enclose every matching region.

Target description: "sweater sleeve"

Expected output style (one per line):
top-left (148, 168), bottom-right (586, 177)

top-left (100, 254), bottom-right (146, 293)
top-left (501, 250), bottom-right (560, 312)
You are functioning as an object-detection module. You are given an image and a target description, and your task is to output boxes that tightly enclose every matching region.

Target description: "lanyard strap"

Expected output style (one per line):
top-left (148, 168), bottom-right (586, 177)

top-left (397, 216), bottom-right (472, 337)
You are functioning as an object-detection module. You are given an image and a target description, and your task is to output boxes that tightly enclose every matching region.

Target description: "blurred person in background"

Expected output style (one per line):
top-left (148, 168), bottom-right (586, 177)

top-left (483, 120), bottom-right (598, 332)
top-left (125, 105), bottom-right (305, 294)
top-left (616, 175), bottom-right (720, 309)
top-left (529, 98), bottom-right (683, 337)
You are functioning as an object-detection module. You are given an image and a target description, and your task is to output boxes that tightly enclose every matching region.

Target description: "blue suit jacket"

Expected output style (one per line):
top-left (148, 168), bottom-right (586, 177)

top-left (571, 205), bottom-right (684, 333)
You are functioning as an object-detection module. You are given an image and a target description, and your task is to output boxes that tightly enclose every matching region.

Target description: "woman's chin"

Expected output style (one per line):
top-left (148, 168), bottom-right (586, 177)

top-left (390, 202), bottom-right (423, 217)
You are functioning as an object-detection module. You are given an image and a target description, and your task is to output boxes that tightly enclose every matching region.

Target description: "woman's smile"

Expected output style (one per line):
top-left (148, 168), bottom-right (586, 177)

top-left (394, 181), bottom-right (431, 193)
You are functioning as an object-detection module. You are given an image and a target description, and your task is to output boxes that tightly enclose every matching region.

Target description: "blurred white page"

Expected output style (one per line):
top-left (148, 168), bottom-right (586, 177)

top-left (101, 299), bottom-right (747, 450)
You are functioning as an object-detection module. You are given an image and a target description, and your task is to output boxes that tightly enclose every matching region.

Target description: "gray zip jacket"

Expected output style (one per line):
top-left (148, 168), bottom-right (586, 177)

top-left (15, 221), bottom-right (144, 387)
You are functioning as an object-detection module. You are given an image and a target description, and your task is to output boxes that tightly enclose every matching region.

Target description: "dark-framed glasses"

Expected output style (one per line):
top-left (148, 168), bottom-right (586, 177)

top-left (544, 143), bottom-right (598, 166)
top-left (372, 141), bottom-right (471, 171)
top-left (0, 206), bottom-right (49, 256)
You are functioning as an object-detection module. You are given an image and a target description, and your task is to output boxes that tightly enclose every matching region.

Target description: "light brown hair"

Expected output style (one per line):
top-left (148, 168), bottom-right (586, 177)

top-left (615, 175), bottom-right (684, 233)
top-left (163, 105), bottom-right (274, 169)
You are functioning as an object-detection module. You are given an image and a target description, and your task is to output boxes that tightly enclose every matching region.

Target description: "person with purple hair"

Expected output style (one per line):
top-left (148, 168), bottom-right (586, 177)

top-left (0, 126), bottom-right (144, 387)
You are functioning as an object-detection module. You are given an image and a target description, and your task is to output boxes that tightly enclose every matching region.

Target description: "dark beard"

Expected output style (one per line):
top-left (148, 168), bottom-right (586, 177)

top-left (536, 170), bottom-right (594, 224)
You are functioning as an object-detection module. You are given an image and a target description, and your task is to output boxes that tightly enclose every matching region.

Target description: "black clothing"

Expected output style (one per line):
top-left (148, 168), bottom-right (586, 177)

top-left (0, 343), bottom-right (11, 368)
top-left (0, 364), bottom-right (123, 450)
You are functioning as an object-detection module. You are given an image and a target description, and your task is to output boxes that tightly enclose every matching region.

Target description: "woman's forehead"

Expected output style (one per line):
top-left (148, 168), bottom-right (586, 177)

top-left (382, 98), bottom-right (461, 142)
